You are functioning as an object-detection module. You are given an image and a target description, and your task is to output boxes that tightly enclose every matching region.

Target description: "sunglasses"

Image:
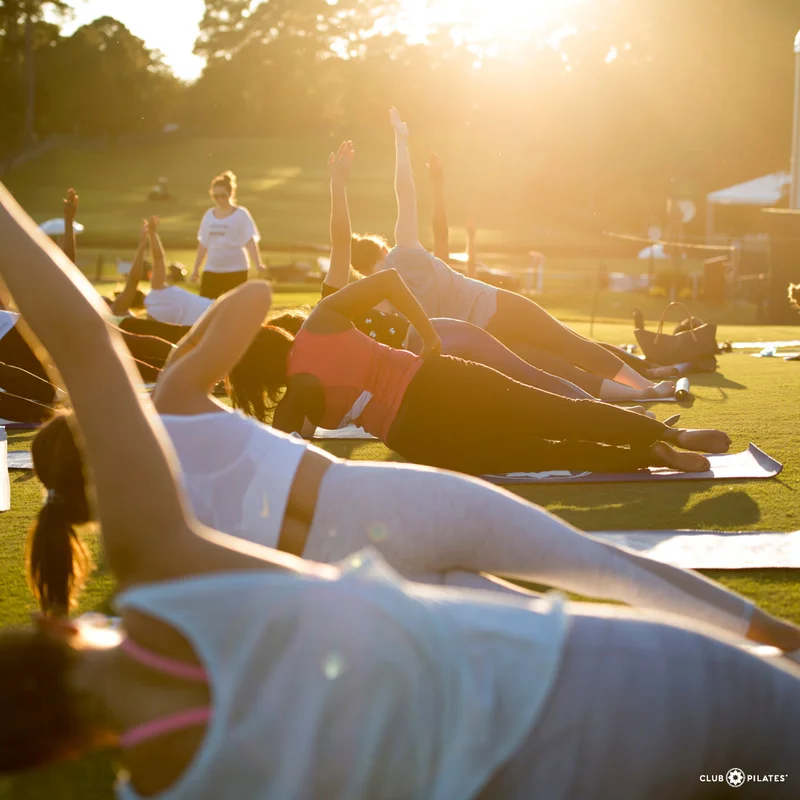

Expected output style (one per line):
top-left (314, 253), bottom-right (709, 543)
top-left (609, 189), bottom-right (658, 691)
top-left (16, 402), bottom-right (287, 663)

top-left (212, 192), bottom-right (229, 200)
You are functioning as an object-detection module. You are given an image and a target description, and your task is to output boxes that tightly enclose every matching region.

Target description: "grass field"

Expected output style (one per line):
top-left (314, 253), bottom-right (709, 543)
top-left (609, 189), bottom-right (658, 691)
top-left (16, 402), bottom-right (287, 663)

top-left (1, 296), bottom-right (800, 796)
top-left (3, 132), bottom-right (636, 253)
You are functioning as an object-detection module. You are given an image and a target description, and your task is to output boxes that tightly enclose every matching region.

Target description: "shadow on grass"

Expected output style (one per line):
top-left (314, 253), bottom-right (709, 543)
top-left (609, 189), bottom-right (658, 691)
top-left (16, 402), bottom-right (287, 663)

top-left (517, 484), bottom-right (763, 532)
top-left (690, 371), bottom-right (747, 391)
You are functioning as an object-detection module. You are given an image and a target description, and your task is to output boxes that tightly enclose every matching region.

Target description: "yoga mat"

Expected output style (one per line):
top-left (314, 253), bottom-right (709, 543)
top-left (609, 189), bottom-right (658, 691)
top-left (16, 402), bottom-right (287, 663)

top-left (482, 444), bottom-right (781, 485)
top-left (590, 529), bottom-right (800, 570)
top-left (732, 340), bottom-right (800, 350)
top-left (314, 425), bottom-right (376, 440)
top-left (0, 418), bottom-right (41, 430)
top-left (0, 428), bottom-right (9, 511)
top-left (7, 450), bottom-right (32, 470)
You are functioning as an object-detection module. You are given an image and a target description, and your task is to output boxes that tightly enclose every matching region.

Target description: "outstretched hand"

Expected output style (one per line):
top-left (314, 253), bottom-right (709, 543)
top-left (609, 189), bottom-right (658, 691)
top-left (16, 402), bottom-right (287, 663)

top-left (426, 152), bottom-right (443, 184)
top-left (389, 107), bottom-right (408, 140)
top-left (63, 188), bottom-right (79, 222)
top-left (329, 140), bottom-right (355, 184)
top-left (146, 215), bottom-right (159, 233)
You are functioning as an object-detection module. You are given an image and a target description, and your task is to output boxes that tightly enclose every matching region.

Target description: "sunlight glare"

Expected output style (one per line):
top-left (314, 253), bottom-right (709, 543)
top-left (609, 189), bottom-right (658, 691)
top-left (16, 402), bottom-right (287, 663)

top-left (400, 0), bottom-right (587, 48)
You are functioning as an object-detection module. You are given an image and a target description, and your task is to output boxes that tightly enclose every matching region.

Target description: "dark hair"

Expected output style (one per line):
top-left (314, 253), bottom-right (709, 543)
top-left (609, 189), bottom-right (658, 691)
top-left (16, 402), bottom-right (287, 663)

top-left (210, 170), bottom-right (237, 202)
top-left (267, 308), bottom-right (309, 337)
top-left (130, 289), bottom-right (146, 310)
top-left (351, 234), bottom-right (387, 275)
top-left (227, 325), bottom-right (294, 422)
top-left (0, 628), bottom-right (89, 773)
top-left (789, 283), bottom-right (800, 311)
top-left (28, 415), bottom-right (93, 616)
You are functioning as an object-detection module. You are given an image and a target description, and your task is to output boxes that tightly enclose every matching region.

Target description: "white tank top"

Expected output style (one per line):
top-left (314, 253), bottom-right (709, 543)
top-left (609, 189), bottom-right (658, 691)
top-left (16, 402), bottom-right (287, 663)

top-left (114, 550), bottom-right (566, 800)
top-left (160, 410), bottom-right (309, 549)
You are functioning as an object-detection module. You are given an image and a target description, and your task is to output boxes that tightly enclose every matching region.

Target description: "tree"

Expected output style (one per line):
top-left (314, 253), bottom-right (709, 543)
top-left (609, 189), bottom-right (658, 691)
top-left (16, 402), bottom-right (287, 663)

top-left (36, 17), bottom-right (181, 139)
top-left (0, 1), bottom-right (70, 151)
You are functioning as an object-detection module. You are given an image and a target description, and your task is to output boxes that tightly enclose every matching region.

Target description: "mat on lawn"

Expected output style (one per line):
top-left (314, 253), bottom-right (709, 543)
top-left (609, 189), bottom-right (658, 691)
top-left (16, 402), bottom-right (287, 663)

top-left (591, 529), bottom-right (800, 569)
top-left (483, 444), bottom-right (780, 485)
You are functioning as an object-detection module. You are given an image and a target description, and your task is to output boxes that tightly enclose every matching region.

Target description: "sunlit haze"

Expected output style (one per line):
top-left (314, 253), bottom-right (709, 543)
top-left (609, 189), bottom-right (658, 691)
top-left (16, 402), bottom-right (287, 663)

top-left (57, 0), bottom-right (587, 82)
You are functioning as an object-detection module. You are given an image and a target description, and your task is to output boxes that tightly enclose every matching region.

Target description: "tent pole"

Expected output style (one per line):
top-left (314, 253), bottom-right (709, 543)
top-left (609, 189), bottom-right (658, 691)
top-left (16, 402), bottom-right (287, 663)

top-left (791, 30), bottom-right (800, 209)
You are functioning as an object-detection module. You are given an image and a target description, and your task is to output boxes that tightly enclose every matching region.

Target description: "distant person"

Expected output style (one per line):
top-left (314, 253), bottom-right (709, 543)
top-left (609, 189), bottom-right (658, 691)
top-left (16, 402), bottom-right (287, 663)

top-left (191, 171), bottom-right (265, 299)
top-left (111, 218), bottom-right (213, 327)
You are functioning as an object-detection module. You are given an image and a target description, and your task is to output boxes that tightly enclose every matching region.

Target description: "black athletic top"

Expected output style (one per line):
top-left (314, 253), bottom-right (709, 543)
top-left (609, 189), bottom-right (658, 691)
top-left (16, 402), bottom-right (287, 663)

top-left (320, 283), bottom-right (410, 349)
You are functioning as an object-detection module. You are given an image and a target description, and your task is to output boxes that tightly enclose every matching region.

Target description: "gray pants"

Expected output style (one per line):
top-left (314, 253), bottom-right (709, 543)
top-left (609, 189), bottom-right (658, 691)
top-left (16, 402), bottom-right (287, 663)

top-left (480, 606), bottom-right (800, 799)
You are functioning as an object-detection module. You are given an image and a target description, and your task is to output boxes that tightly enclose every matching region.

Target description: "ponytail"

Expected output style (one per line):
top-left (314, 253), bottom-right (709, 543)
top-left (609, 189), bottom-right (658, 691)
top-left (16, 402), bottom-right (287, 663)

top-left (26, 496), bottom-right (91, 616)
top-left (27, 415), bottom-right (93, 616)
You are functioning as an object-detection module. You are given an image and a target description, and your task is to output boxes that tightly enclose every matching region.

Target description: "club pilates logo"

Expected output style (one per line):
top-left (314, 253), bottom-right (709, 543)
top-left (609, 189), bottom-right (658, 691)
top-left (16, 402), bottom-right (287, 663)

top-left (698, 768), bottom-right (788, 788)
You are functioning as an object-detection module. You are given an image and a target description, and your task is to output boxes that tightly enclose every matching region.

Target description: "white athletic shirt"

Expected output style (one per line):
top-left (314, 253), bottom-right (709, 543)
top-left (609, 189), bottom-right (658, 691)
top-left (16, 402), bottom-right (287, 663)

top-left (0, 310), bottom-right (20, 342)
top-left (145, 287), bottom-right (213, 326)
top-left (114, 550), bottom-right (566, 800)
top-left (160, 410), bottom-right (308, 549)
top-left (385, 246), bottom-right (498, 328)
top-left (198, 207), bottom-right (260, 273)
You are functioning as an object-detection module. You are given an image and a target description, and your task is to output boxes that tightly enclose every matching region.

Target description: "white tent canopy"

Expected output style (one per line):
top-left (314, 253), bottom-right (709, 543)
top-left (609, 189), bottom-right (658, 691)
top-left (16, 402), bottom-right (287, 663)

top-left (707, 171), bottom-right (790, 206)
top-left (705, 171), bottom-right (790, 240)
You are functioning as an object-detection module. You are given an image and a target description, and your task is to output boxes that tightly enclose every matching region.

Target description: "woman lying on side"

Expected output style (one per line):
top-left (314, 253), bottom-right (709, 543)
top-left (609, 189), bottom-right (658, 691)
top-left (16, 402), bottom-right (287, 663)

top-left (27, 283), bottom-right (800, 662)
top-left (352, 109), bottom-right (678, 401)
top-left (229, 259), bottom-right (729, 476)
top-left (323, 142), bottom-right (591, 400)
top-left (424, 152), bottom-right (681, 392)
top-left (1, 183), bottom-right (799, 800)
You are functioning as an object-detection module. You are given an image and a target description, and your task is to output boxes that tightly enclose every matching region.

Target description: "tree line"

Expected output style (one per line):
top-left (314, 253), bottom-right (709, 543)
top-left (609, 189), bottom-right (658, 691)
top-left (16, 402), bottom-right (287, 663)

top-left (2, 0), bottom-right (800, 233)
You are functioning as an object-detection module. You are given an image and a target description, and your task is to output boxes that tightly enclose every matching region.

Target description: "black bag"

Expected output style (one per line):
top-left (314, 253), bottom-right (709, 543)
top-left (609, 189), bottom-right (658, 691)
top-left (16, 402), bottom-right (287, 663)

top-left (634, 302), bottom-right (717, 366)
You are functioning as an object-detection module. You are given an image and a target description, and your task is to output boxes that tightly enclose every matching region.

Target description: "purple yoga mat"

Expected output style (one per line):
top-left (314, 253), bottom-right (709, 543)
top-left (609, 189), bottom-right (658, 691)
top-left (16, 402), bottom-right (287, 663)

top-left (481, 444), bottom-right (781, 485)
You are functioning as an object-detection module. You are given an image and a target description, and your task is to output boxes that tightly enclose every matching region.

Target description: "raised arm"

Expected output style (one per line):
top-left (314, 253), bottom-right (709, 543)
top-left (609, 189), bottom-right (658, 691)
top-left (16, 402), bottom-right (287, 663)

top-left (155, 280), bottom-right (273, 408)
top-left (108, 222), bottom-right (148, 316)
top-left (0, 183), bottom-right (330, 587)
top-left (390, 107), bottom-right (422, 249)
top-left (427, 152), bottom-right (449, 261)
top-left (147, 215), bottom-right (168, 290)
top-left (62, 188), bottom-right (78, 264)
top-left (311, 269), bottom-right (440, 358)
top-left (325, 141), bottom-right (355, 291)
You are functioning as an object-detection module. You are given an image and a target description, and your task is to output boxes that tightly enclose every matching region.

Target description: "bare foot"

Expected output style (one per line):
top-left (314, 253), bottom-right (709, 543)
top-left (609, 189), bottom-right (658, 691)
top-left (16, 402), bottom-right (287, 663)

top-left (642, 381), bottom-right (676, 399)
top-left (646, 366), bottom-right (679, 380)
top-left (649, 442), bottom-right (710, 472)
top-left (675, 429), bottom-right (731, 454)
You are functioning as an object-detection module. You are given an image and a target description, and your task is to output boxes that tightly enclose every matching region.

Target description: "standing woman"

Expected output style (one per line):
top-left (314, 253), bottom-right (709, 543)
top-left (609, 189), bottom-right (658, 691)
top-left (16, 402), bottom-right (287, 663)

top-left (191, 171), bottom-right (265, 299)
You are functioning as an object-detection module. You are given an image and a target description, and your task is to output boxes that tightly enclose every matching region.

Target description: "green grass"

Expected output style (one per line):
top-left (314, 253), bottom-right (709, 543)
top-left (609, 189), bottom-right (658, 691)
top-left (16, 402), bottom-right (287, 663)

top-left (2, 307), bottom-right (800, 797)
top-left (3, 133), bottom-right (629, 253)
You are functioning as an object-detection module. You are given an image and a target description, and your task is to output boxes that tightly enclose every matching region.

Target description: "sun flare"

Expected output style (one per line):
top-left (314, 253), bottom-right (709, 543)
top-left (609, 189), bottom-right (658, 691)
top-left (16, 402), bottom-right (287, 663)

top-left (400, 0), bottom-right (587, 48)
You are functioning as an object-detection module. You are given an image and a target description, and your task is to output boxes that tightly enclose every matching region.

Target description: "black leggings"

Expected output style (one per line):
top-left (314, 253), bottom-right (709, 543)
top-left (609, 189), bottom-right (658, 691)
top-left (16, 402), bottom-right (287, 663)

top-left (119, 317), bottom-right (190, 344)
top-left (0, 326), bottom-right (56, 422)
top-left (200, 270), bottom-right (247, 300)
top-left (387, 356), bottom-right (668, 475)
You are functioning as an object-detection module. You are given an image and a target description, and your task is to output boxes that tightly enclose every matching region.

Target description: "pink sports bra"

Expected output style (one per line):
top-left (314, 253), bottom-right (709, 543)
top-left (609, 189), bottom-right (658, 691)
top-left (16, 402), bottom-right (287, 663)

top-left (119, 638), bottom-right (211, 749)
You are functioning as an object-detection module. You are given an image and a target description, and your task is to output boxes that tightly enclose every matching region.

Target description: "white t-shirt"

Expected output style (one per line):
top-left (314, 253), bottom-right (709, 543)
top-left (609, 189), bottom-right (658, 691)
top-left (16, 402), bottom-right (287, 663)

top-left (198, 206), bottom-right (260, 273)
top-left (144, 287), bottom-right (212, 326)
top-left (0, 310), bottom-right (20, 343)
